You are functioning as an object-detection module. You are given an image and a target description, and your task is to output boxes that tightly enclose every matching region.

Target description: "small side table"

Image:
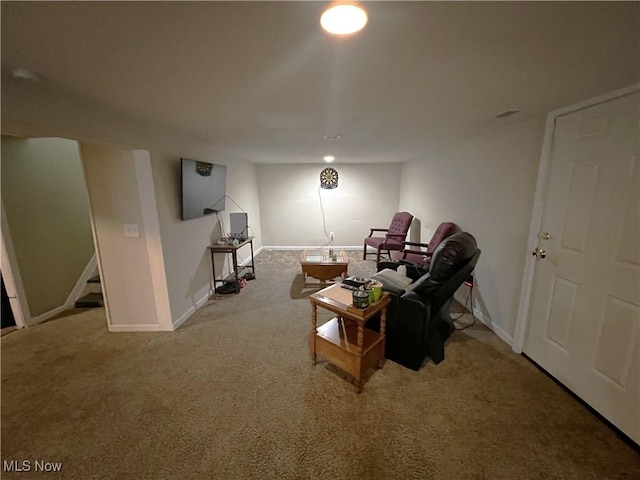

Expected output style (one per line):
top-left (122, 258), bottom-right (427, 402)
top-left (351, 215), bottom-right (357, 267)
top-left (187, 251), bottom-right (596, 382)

top-left (309, 284), bottom-right (390, 393)
top-left (207, 237), bottom-right (255, 294)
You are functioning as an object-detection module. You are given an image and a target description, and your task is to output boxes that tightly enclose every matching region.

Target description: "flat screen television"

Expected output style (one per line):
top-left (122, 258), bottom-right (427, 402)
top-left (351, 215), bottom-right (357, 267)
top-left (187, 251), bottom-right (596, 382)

top-left (180, 158), bottom-right (227, 220)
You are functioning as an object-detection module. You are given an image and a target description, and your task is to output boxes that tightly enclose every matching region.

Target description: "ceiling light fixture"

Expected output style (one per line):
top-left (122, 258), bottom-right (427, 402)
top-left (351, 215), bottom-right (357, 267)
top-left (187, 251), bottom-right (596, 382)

top-left (323, 155), bottom-right (335, 162)
top-left (320, 3), bottom-right (368, 35)
top-left (323, 134), bottom-right (342, 140)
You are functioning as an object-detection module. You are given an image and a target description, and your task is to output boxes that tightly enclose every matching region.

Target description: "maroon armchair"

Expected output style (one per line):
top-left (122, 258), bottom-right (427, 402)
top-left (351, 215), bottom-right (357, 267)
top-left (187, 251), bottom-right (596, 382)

top-left (363, 211), bottom-right (414, 264)
top-left (391, 222), bottom-right (462, 269)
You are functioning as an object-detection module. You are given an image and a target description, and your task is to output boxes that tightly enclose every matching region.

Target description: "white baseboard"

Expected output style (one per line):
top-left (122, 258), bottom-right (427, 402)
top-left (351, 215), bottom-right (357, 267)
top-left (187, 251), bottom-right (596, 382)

top-left (472, 308), bottom-right (514, 346)
top-left (108, 324), bottom-right (161, 332)
top-left (454, 292), bottom-right (513, 346)
top-left (26, 254), bottom-right (100, 326)
top-left (29, 304), bottom-right (69, 326)
top-left (177, 244), bottom-right (368, 330)
top-left (173, 289), bottom-right (213, 330)
top-left (172, 246), bottom-right (265, 330)
top-left (65, 254), bottom-right (98, 308)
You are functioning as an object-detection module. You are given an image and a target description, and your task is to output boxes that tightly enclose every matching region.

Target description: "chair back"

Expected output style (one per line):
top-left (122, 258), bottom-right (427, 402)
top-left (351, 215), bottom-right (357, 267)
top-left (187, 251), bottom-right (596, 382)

top-left (431, 247), bottom-right (480, 316)
top-left (386, 211), bottom-right (414, 243)
top-left (404, 232), bottom-right (480, 315)
top-left (426, 222), bottom-right (462, 255)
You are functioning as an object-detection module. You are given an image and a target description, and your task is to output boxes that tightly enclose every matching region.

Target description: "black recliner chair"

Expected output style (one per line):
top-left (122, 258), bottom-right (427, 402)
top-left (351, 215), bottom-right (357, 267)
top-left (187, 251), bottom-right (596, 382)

top-left (370, 232), bottom-right (481, 371)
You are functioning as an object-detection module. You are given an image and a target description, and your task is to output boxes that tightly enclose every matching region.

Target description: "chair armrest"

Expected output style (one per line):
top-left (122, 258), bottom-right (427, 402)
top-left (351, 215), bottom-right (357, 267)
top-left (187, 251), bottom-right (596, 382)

top-left (368, 228), bottom-right (389, 237)
top-left (402, 249), bottom-right (432, 256)
top-left (402, 241), bottom-right (430, 249)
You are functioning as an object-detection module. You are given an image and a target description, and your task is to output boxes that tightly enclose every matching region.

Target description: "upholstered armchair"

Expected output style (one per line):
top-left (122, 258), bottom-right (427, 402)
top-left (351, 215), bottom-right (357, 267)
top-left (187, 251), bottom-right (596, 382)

top-left (369, 231), bottom-right (481, 370)
top-left (363, 211), bottom-right (414, 264)
top-left (380, 221), bottom-right (462, 279)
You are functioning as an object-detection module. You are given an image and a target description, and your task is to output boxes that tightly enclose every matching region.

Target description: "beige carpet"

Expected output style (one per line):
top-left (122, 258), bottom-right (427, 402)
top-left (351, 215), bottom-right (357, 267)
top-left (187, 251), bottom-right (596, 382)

top-left (1, 250), bottom-right (638, 479)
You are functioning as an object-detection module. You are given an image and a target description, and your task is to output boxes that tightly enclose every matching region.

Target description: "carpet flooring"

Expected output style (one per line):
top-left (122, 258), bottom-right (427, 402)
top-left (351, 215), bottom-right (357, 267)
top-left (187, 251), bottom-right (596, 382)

top-left (1, 250), bottom-right (638, 479)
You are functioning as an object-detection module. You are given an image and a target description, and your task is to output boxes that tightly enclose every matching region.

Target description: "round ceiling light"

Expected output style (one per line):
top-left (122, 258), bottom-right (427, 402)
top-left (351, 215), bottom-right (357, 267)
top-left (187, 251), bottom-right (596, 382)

top-left (320, 3), bottom-right (368, 35)
top-left (323, 155), bottom-right (335, 162)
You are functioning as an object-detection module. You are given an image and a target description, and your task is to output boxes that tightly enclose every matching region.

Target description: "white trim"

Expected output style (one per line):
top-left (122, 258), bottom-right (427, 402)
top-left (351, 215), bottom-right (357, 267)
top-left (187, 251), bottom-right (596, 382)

top-left (133, 150), bottom-right (173, 332)
top-left (173, 289), bottom-right (213, 330)
top-left (172, 245), bottom-right (265, 330)
top-left (472, 307), bottom-right (513, 346)
top-left (0, 203), bottom-right (29, 327)
top-left (240, 245), bottom-right (264, 264)
top-left (108, 324), bottom-right (161, 332)
top-left (29, 304), bottom-right (69, 326)
top-left (453, 291), bottom-right (513, 346)
top-left (513, 83), bottom-right (640, 354)
top-left (64, 254), bottom-right (97, 308)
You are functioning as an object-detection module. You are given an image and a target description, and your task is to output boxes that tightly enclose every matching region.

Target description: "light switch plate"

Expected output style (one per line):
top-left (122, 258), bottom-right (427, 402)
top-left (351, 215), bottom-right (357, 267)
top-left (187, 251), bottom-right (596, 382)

top-left (124, 224), bottom-right (139, 238)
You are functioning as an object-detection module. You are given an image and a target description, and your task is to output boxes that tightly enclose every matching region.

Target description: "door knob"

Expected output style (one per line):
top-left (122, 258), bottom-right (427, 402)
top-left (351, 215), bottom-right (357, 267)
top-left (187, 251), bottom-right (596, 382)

top-left (532, 247), bottom-right (547, 259)
top-left (539, 232), bottom-right (550, 240)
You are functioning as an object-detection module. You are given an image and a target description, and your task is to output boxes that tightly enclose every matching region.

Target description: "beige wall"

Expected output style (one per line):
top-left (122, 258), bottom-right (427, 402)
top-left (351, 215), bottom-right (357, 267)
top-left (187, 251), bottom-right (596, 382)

top-left (399, 117), bottom-right (546, 341)
top-left (1, 77), bottom-right (262, 325)
top-left (81, 144), bottom-right (162, 328)
top-left (1, 136), bottom-right (94, 318)
top-left (257, 163), bottom-right (402, 247)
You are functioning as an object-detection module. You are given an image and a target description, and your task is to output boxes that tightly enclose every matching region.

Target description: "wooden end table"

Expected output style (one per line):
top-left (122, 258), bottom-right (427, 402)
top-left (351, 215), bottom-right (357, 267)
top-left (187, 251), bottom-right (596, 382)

top-left (300, 249), bottom-right (349, 288)
top-left (309, 283), bottom-right (390, 393)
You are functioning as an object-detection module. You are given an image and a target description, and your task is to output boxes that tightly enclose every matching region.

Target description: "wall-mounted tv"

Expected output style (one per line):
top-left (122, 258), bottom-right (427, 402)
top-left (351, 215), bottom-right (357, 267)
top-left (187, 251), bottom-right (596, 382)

top-left (180, 158), bottom-right (227, 220)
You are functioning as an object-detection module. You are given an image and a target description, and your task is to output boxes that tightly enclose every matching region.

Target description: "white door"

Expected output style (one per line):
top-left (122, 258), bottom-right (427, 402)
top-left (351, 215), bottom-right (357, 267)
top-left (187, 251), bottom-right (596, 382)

top-left (524, 91), bottom-right (640, 443)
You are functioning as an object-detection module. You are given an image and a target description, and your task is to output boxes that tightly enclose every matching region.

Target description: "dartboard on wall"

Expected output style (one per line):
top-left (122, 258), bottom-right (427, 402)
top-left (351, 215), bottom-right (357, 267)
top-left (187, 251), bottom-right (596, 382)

top-left (320, 167), bottom-right (338, 189)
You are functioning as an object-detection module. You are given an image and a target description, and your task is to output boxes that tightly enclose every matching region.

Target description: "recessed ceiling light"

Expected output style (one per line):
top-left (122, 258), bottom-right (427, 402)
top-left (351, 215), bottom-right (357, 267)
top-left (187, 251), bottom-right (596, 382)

top-left (323, 134), bottom-right (342, 140)
top-left (320, 3), bottom-right (368, 35)
top-left (323, 155), bottom-right (335, 162)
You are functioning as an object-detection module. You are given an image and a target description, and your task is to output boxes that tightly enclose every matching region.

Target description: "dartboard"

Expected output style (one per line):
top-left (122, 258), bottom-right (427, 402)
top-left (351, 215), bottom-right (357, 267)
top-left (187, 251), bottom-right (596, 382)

top-left (320, 167), bottom-right (338, 189)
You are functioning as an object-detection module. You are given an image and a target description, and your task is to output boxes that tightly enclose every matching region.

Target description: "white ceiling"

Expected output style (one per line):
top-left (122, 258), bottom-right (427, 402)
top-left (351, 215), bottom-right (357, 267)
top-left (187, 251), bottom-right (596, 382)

top-left (1, 1), bottom-right (639, 164)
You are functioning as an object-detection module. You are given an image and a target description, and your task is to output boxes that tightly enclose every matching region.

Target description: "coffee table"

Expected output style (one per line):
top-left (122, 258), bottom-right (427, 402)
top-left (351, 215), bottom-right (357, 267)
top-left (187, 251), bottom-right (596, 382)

top-left (300, 249), bottom-right (349, 288)
top-left (309, 283), bottom-right (390, 393)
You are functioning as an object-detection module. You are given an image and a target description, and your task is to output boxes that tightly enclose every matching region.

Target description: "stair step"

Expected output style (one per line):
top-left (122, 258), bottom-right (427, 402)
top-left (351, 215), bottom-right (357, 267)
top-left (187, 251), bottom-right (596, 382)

top-left (87, 275), bottom-right (101, 284)
top-left (75, 292), bottom-right (103, 308)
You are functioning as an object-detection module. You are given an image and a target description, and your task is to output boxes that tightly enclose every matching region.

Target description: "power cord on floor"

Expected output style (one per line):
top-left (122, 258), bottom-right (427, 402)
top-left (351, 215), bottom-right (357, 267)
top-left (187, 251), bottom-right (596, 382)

top-left (453, 275), bottom-right (476, 330)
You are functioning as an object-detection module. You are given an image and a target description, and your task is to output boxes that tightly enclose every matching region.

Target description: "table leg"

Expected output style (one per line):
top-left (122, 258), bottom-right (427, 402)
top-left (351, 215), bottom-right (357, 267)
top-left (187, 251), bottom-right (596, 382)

top-left (311, 303), bottom-right (317, 365)
top-left (211, 250), bottom-right (217, 292)
top-left (249, 240), bottom-right (255, 276)
top-left (377, 306), bottom-right (388, 369)
top-left (356, 324), bottom-right (364, 355)
top-left (232, 250), bottom-right (239, 293)
top-left (380, 307), bottom-right (387, 336)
